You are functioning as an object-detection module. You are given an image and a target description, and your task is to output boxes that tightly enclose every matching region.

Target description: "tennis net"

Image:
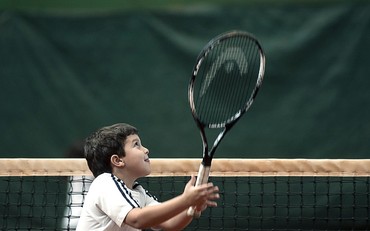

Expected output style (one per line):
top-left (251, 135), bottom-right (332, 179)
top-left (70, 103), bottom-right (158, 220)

top-left (1, 158), bottom-right (370, 230)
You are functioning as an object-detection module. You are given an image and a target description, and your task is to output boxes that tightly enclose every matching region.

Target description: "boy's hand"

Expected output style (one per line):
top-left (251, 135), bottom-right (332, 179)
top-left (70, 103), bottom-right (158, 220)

top-left (183, 175), bottom-right (220, 210)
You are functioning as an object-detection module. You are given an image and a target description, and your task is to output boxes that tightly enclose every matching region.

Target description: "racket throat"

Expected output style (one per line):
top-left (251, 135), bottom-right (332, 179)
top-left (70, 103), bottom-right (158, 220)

top-left (208, 127), bottom-right (230, 160)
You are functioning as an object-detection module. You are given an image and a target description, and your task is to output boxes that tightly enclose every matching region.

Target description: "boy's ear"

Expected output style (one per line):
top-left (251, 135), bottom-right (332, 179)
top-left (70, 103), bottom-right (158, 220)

top-left (111, 154), bottom-right (125, 167)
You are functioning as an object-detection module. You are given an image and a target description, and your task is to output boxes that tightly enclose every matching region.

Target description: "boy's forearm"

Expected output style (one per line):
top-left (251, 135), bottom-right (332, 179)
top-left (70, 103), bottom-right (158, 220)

top-left (124, 194), bottom-right (192, 229)
top-left (156, 210), bottom-right (194, 231)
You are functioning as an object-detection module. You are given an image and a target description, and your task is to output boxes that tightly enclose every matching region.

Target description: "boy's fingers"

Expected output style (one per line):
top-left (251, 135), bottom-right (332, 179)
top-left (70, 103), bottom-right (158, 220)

top-left (207, 201), bottom-right (218, 207)
top-left (190, 175), bottom-right (196, 184)
top-left (210, 185), bottom-right (219, 192)
top-left (187, 175), bottom-right (196, 187)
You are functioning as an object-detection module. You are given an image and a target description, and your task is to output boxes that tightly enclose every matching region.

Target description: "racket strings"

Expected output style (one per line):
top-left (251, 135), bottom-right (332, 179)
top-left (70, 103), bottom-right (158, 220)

top-left (229, 37), bottom-right (251, 118)
top-left (201, 42), bottom-right (230, 125)
top-left (197, 45), bottom-right (214, 124)
top-left (221, 37), bottom-right (244, 123)
top-left (212, 42), bottom-right (233, 124)
top-left (194, 35), bottom-right (261, 126)
top-left (242, 38), bottom-right (260, 107)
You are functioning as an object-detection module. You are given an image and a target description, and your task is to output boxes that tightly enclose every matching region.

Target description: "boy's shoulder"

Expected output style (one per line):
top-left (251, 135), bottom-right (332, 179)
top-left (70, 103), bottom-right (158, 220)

top-left (94, 172), bottom-right (112, 181)
top-left (94, 173), bottom-right (139, 190)
top-left (89, 173), bottom-right (113, 188)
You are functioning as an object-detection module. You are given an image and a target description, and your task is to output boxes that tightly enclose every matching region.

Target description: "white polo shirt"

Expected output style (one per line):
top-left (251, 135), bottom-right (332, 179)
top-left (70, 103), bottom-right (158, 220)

top-left (77, 173), bottom-right (160, 231)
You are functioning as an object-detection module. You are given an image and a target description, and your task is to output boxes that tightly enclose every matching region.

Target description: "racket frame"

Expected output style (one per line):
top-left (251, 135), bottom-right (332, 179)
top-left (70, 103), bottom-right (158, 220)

top-left (187, 30), bottom-right (265, 216)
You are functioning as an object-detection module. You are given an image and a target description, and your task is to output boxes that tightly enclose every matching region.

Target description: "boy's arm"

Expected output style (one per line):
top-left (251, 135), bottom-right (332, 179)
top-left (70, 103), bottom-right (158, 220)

top-left (153, 210), bottom-right (193, 231)
top-left (123, 176), bottom-right (219, 229)
top-left (154, 199), bottom-right (217, 231)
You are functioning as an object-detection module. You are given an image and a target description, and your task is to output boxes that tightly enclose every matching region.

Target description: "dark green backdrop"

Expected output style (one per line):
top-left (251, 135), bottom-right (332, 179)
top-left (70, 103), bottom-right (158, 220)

top-left (1, 1), bottom-right (370, 230)
top-left (0, 1), bottom-right (369, 158)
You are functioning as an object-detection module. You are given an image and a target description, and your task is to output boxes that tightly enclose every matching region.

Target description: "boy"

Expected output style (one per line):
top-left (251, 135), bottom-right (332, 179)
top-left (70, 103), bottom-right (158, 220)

top-left (77, 123), bottom-right (219, 231)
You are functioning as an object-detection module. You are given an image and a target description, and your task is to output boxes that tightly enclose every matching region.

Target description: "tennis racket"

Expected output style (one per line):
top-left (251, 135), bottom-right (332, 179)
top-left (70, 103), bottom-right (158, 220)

top-left (187, 30), bottom-right (265, 216)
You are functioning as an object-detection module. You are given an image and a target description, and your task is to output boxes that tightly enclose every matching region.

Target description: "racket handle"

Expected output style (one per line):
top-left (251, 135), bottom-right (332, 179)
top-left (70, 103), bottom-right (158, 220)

top-left (187, 164), bottom-right (210, 217)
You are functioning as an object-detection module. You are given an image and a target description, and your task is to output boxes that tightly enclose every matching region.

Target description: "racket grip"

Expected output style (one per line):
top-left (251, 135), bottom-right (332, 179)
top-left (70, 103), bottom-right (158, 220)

top-left (187, 164), bottom-right (210, 217)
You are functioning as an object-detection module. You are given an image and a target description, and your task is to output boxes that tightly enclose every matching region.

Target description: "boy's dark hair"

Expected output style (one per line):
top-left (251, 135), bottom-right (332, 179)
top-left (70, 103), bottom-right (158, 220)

top-left (84, 123), bottom-right (138, 177)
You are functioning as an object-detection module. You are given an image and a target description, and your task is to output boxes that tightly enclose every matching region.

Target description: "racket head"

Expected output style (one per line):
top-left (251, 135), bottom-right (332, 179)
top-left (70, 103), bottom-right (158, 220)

top-left (189, 31), bottom-right (265, 131)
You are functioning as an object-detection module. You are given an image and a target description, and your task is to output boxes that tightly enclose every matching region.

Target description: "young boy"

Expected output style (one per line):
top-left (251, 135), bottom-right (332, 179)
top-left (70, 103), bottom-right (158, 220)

top-left (76, 123), bottom-right (219, 231)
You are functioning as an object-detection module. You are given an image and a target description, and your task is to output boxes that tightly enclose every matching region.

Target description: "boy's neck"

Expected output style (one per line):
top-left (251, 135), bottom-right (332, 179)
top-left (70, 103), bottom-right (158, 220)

top-left (112, 170), bottom-right (136, 189)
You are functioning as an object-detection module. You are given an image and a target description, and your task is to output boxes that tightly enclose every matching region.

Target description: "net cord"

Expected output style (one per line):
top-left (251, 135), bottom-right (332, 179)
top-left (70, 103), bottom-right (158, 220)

top-left (1, 158), bottom-right (370, 177)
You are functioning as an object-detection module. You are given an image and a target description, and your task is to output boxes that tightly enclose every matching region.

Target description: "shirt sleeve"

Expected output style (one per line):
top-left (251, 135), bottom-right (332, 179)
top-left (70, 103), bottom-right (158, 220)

top-left (137, 185), bottom-right (161, 231)
top-left (137, 184), bottom-right (160, 207)
top-left (97, 175), bottom-right (141, 227)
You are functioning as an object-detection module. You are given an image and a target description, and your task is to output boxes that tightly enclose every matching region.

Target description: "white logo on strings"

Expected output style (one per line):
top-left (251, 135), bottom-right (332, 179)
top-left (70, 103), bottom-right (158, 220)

top-left (200, 47), bottom-right (248, 96)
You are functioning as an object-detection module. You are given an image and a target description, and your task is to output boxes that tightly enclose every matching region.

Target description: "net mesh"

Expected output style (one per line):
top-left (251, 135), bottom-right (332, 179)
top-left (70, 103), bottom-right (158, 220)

top-left (1, 158), bottom-right (370, 230)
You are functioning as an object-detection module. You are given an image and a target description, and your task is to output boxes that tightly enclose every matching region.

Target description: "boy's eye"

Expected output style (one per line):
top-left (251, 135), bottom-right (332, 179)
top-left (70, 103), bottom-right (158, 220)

top-left (134, 141), bottom-right (141, 147)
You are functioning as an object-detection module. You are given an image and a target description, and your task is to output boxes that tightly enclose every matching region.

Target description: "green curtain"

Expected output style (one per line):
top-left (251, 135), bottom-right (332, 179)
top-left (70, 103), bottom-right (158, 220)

top-left (0, 2), bottom-right (369, 158)
top-left (1, 2), bottom-right (370, 230)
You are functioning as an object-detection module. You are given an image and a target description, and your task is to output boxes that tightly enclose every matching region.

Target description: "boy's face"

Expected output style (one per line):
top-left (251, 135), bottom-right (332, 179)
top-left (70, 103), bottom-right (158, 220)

top-left (122, 134), bottom-right (151, 177)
